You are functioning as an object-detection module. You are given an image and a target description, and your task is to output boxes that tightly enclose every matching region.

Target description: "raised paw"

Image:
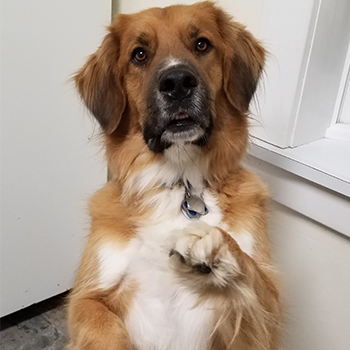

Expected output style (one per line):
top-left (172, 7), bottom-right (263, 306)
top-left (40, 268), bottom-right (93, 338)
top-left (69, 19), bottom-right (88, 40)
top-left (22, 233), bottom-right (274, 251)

top-left (169, 222), bottom-right (240, 289)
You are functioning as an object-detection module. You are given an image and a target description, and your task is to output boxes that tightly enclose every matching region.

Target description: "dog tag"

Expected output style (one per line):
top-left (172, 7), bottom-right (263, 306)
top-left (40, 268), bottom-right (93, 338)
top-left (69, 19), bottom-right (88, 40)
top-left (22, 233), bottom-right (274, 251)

top-left (181, 193), bottom-right (208, 220)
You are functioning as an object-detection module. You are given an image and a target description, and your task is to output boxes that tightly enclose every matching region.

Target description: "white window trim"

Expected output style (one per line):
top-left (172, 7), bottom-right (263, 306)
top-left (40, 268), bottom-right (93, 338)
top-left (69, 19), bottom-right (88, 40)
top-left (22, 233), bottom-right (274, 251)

top-left (339, 77), bottom-right (350, 124)
top-left (246, 138), bottom-right (350, 238)
top-left (250, 0), bottom-right (350, 148)
top-left (326, 124), bottom-right (350, 142)
top-left (326, 40), bottom-right (350, 141)
top-left (246, 1), bottom-right (350, 238)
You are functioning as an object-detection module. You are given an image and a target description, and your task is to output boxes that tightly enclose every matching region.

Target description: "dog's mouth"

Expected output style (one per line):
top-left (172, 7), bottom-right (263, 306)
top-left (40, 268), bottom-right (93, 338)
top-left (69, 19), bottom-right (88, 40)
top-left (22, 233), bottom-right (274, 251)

top-left (162, 111), bottom-right (204, 144)
top-left (144, 112), bottom-right (206, 153)
top-left (166, 113), bottom-right (197, 132)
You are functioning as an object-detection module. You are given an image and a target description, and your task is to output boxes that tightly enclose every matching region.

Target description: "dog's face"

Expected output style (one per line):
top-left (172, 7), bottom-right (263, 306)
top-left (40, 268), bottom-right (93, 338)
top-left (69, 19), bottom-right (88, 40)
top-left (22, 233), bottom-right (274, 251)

top-left (76, 1), bottom-right (265, 156)
top-left (119, 5), bottom-right (224, 153)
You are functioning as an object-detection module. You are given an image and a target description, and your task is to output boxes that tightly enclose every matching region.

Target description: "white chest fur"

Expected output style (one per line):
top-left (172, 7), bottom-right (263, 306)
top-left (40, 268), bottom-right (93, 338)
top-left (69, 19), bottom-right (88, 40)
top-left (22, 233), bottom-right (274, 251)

top-left (97, 187), bottom-right (255, 350)
top-left (97, 188), bottom-right (222, 350)
top-left (97, 146), bottom-right (254, 350)
top-left (125, 188), bottom-right (222, 350)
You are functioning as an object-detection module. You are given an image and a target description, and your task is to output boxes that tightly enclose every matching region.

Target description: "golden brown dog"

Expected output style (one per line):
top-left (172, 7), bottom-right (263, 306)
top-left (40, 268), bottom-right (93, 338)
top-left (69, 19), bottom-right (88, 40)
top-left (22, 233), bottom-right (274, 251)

top-left (67, 2), bottom-right (280, 349)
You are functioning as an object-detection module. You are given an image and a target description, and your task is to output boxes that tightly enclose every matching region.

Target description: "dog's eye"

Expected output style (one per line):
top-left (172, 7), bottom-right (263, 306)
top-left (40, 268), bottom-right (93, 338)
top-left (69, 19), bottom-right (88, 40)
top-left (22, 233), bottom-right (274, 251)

top-left (195, 38), bottom-right (211, 54)
top-left (131, 47), bottom-right (147, 64)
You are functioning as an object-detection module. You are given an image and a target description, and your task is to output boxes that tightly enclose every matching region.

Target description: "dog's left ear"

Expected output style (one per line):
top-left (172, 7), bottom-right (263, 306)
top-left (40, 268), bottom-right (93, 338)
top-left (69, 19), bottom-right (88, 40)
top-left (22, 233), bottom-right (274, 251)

top-left (215, 7), bottom-right (266, 113)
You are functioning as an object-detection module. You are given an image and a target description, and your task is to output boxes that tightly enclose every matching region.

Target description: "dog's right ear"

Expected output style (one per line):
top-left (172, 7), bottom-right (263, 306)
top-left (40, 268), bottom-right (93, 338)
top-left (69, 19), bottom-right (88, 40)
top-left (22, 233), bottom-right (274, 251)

top-left (75, 28), bottom-right (126, 134)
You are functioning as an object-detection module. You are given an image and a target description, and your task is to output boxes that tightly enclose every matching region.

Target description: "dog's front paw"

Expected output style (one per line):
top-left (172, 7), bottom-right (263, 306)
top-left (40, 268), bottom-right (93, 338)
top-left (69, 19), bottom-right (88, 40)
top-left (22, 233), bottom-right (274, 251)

top-left (169, 222), bottom-right (240, 288)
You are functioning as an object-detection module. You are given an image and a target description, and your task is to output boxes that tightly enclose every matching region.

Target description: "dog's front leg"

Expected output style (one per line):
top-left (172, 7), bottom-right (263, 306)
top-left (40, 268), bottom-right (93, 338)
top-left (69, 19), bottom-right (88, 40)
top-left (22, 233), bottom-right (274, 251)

top-left (67, 297), bottom-right (132, 350)
top-left (169, 223), bottom-right (240, 289)
top-left (169, 222), bottom-right (280, 349)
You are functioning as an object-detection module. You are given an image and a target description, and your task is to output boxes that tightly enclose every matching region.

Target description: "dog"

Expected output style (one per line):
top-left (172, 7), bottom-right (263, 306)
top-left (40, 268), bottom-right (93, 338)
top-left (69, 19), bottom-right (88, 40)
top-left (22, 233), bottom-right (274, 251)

top-left (67, 2), bottom-right (280, 349)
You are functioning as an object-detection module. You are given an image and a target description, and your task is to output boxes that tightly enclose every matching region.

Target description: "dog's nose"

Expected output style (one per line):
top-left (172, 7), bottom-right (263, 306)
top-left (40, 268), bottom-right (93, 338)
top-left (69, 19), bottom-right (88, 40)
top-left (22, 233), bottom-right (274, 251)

top-left (159, 68), bottom-right (198, 101)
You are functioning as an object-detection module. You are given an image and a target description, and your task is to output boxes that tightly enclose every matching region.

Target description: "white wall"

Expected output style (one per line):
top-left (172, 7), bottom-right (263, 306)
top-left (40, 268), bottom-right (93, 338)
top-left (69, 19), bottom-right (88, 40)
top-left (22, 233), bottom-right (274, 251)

top-left (269, 202), bottom-right (350, 350)
top-left (0, 0), bottom-right (110, 316)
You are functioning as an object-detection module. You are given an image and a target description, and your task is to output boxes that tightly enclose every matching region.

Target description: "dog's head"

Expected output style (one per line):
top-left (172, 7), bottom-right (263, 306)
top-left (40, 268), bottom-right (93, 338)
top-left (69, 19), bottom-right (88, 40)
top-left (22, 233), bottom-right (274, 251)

top-left (76, 1), bottom-right (265, 164)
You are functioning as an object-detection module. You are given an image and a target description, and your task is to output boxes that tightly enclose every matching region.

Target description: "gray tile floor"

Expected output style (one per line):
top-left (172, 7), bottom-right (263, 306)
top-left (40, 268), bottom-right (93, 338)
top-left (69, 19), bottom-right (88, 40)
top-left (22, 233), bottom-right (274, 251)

top-left (0, 293), bottom-right (69, 350)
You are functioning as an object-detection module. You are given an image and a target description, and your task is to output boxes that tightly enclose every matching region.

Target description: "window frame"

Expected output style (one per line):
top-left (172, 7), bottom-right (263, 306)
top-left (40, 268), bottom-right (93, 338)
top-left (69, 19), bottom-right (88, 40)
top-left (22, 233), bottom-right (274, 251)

top-left (247, 0), bottom-right (350, 236)
top-left (326, 42), bottom-right (350, 140)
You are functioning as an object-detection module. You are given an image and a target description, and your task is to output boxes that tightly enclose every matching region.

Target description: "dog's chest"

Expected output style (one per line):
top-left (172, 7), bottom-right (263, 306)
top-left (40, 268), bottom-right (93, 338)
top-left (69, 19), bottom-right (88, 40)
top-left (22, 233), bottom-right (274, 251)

top-left (124, 188), bottom-right (222, 350)
top-left (124, 241), bottom-right (213, 350)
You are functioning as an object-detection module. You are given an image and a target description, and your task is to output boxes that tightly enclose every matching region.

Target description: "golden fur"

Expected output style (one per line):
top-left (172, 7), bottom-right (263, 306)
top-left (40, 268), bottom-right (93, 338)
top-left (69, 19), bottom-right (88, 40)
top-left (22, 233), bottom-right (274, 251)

top-left (68, 2), bottom-right (281, 349)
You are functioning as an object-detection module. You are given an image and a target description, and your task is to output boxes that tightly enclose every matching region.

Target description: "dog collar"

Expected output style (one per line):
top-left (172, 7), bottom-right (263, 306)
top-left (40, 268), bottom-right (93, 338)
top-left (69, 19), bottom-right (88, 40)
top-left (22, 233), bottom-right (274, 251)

top-left (181, 188), bottom-right (208, 221)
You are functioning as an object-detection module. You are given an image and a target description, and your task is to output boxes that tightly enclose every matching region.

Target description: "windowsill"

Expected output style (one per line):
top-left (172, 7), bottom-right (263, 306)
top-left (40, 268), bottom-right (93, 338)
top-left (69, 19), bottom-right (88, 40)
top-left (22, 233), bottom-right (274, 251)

top-left (245, 137), bottom-right (350, 237)
top-left (249, 137), bottom-right (350, 197)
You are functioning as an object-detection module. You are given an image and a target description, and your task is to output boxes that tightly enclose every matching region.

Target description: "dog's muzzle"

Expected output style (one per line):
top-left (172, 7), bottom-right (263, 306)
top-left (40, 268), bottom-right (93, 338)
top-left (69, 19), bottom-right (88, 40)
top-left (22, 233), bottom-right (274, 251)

top-left (144, 62), bottom-right (213, 153)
